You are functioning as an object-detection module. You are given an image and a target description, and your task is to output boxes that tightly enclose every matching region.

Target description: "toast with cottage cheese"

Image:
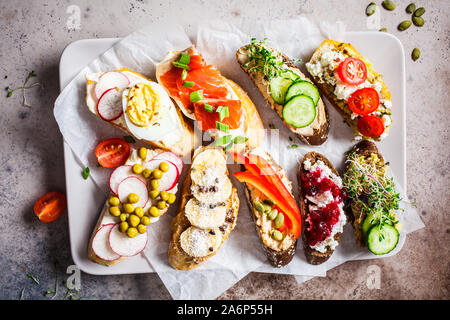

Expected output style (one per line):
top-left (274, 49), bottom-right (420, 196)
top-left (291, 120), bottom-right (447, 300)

top-left (85, 68), bottom-right (197, 158)
top-left (236, 42), bottom-right (329, 145)
top-left (305, 40), bottom-right (392, 141)
top-left (298, 152), bottom-right (347, 265)
top-left (168, 146), bottom-right (239, 270)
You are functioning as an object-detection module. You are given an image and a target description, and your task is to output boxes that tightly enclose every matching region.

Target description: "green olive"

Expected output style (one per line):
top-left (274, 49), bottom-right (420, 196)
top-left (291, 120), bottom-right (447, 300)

top-left (157, 200), bottom-right (166, 210)
top-left (132, 164), bottom-right (144, 174)
top-left (138, 147), bottom-right (148, 160)
top-left (137, 224), bottom-right (147, 234)
top-left (167, 193), bottom-right (176, 205)
top-left (123, 203), bottom-right (135, 214)
top-left (149, 206), bottom-right (160, 217)
top-left (160, 191), bottom-right (169, 201)
top-left (159, 162), bottom-right (170, 172)
top-left (127, 227), bottom-right (138, 238)
top-left (108, 196), bottom-right (120, 206)
top-left (152, 169), bottom-right (163, 179)
top-left (128, 214), bottom-right (140, 227)
top-left (142, 168), bottom-right (152, 179)
top-left (127, 193), bottom-right (139, 204)
top-left (271, 230), bottom-right (283, 241)
top-left (119, 221), bottom-right (129, 233)
top-left (150, 179), bottom-right (160, 190)
top-left (119, 213), bottom-right (128, 222)
top-left (109, 206), bottom-right (121, 217)
top-left (274, 212), bottom-right (285, 229)
top-left (134, 206), bottom-right (144, 218)
top-left (141, 216), bottom-right (151, 226)
top-left (149, 190), bottom-right (160, 199)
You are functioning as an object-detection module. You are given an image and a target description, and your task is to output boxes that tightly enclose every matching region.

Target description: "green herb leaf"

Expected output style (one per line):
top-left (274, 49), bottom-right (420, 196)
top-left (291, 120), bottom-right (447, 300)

top-left (82, 167), bottom-right (90, 180)
top-left (182, 81), bottom-right (195, 87)
top-left (290, 144), bottom-right (299, 149)
top-left (181, 69), bottom-right (188, 80)
top-left (178, 53), bottom-right (190, 65)
top-left (190, 90), bottom-right (203, 103)
top-left (27, 273), bottom-right (40, 285)
top-left (171, 61), bottom-right (190, 70)
top-left (215, 121), bottom-right (229, 133)
top-left (233, 136), bottom-right (248, 144)
top-left (216, 105), bottom-right (229, 121)
top-left (215, 135), bottom-right (232, 147)
top-left (123, 135), bottom-right (136, 143)
top-left (204, 103), bottom-right (213, 113)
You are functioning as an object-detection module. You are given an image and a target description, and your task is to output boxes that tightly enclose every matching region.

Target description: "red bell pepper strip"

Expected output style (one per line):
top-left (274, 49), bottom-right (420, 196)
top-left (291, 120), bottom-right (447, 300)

top-left (230, 152), bottom-right (302, 224)
top-left (233, 171), bottom-right (301, 238)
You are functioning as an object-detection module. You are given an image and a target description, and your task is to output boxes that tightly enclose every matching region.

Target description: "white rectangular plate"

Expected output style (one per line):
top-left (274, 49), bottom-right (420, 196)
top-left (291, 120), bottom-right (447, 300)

top-left (60, 32), bottom-right (406, 275)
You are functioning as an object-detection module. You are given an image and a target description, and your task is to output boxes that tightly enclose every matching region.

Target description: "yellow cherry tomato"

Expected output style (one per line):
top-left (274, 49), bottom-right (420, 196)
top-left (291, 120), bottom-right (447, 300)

top-left (108, 196), bottom-right (120, 206)
top-left (138, 147), bottom-right (148, 160)
top-left (127, 227), bottom-right (138, 238)
top-left (132, 164), bottom-right (144, 174)
top-left (127, 193), bottom-right (139, 204)
top-left (109, 206), bottom-right (121, 217)
top-left (159, 162), bottom-right (170, 172)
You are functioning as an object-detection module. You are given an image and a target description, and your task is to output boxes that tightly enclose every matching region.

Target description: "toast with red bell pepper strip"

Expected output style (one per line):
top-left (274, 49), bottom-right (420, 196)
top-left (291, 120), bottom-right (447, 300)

top-left (305, 40), bottom-right (392, 141)
top-left (231, 149), bottom-right (301, 267)
top-left (298, 152), bottom-right (348, 265)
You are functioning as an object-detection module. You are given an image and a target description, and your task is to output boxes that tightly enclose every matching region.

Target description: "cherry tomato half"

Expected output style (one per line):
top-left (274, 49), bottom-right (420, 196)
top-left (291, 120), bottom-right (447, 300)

top-left (348, 87), bottom-right (380, 116)
top-left (357, 115), bottom-right (385, 137)
top-left (337, 57), bottom-right (368, 85)
top-left (94, 138), bottom-right (131, 168)
top-left (33, 192), bottom-right (67, 223)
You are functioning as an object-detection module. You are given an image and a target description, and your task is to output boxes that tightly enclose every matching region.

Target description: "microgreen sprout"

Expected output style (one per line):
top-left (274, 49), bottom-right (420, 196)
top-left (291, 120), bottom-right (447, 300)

top-left (6, 70), bottom-right (42, 107)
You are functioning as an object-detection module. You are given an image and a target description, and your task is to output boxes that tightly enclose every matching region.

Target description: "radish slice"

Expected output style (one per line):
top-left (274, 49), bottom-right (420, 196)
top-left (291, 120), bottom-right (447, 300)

top-left (117, 176), bottom-right (148, 207)
top-left (97, 88), bottom-right (124, 121)
top-left (109, 165), bottom-right (140, 195)
top-left (95, 71), bottom-right (130, 99)
top-left (145, 159), bottom-right (179, 191)
top-left (108, 224), bottom-right (148, 257)
top-left (92, 224), bottom-right (121, 261)
top-left (153, 152), bottom-right (184, 174)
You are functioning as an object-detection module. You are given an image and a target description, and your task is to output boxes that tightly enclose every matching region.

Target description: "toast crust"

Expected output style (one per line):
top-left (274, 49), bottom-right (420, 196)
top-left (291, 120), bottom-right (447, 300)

top-left (298, 152), bottom-right (344, 265)
top-left (236, 45), bottom-right (329, 146)
top-left (168, 146), bottom-right (239, 270)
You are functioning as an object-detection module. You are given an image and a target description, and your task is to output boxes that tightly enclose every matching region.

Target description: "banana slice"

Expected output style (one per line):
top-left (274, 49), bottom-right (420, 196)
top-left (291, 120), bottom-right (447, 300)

top-left (191, 176), bottom-right (232, 205)
top-left (179, 226), bottom-right (222, 257)
top-left (191, 149), bottom-right (227, 186)
top-left (185, 198), bottom-right (227, 229)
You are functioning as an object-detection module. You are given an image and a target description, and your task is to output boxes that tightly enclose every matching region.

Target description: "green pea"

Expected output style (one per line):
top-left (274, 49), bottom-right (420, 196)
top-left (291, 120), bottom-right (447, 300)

top-left (274, 212), bottom-right (285, 229)
top-left (411, 48), bottom-right (420, 61)
top-left (398, 20), bottom-right (412, 31)
top-left (138, 147), bottom-right (148, 160)
top-left (152, 169), bottom-right (163, 179)
top-left (412, 16), bottom-right (424, 27)
top-left (406, 3), bottom-right (416, 14)
top-left (271, 230), bottom-right (283, 241)
top-left (413, 7), bottom-right (425, 17)
top-left (382, 0), bottom-right (396, 11)
top-left (366, 2), bottom-right (376, 16)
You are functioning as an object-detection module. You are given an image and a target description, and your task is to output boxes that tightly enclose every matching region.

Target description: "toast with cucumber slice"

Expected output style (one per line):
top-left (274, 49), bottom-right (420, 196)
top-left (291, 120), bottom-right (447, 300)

top-left (343, 140), bottom-right (401, 255)
top-left (236, 40), bottom-right (329, 145)
top-left (298, 152), bottom-right (347, 265)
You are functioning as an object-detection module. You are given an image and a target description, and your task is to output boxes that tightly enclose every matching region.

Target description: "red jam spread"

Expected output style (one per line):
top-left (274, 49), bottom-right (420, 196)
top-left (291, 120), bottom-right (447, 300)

top-left (301, 168), bottom-right (347, 246)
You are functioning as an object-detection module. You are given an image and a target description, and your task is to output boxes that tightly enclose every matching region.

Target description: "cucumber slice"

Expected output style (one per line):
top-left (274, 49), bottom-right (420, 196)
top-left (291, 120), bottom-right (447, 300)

top-left (282, 95), bottom-right (316, 128)
top-left (367, 223), bottom-right (399, 255)
top-left (269, 70), bottom-right (300, 105)
top-left (285, 80), bottom-right (320, 106)
top-left (362, 212), bottom-right (380, 238)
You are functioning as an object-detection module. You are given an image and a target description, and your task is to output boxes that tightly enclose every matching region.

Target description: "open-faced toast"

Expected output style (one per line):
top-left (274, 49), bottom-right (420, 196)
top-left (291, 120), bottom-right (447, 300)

top-left (298, 152), bottom-right (347, 265)
top-left (88, 147), bottom-right (182, 266)
top-left (343, 140), bottom-right (402, 255)
top-left (155, 46), bottom-right (264, 153)
top-left (306, 40), bottom-right (392, 141)
top-left (168, 146), bottom-right (239, 270)
top-left (85, 68), bottom-right (196, 158)
top-left (231, 148), bottom-right (303, 268)
top-left (236, 41), bottom-right (329, 145)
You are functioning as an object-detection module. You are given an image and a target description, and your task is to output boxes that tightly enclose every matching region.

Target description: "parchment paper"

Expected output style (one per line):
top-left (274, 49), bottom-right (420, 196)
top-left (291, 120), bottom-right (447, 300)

top-left (54, 16), bottom-right (424, 300)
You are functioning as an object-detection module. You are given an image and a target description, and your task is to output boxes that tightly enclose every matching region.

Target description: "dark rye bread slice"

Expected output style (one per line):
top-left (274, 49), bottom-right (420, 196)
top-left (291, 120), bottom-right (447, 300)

top-left (242, 150), bottom-right (297, 268)
top-left (298, 152), bottom-right (344, 265)
top-left (345, 140), bottom-right (383, 247)
top-left (236, 45), bottom-right (329, 146)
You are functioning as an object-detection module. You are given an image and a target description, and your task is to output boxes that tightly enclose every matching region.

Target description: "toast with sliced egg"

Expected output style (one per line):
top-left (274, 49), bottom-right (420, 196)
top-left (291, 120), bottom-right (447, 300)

top-left (168, 146), bottom-right (239, 270)
top-left (236, 40), bottom-right (329, 146)
top-left (88, 147), bottom-right (182, 266)
top-left (306, 40), bottom-right (392, 141)
top-left (343, 141), bottom-right (401, 255)
top-left (156, 46), bottom-right (264, 153)
top-left (231, 149), bottom-right (302, 268)
top-left (298, 152), bottom-right (347, 265)
top-left (85, 68), bottom-right (196, 158)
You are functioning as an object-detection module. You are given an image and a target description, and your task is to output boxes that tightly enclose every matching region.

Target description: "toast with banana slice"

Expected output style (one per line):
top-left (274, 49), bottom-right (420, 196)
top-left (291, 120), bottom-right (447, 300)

top-left (298, 152), bottom-right (347, 265)
top-left (236, 40), bottom-right (329, 145)
top-left (168, 146), bottom-right (239, 270)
